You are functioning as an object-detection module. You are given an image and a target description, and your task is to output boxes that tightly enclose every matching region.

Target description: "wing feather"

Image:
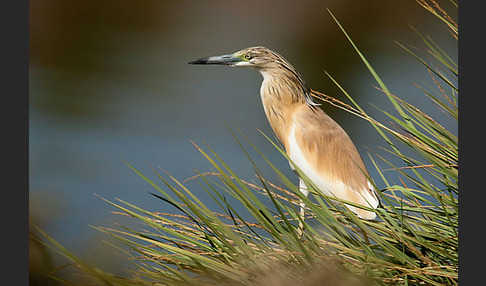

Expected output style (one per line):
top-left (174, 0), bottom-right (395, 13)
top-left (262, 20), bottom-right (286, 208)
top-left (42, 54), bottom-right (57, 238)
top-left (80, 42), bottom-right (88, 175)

top-left (287, 105), bottom-right (379, 219)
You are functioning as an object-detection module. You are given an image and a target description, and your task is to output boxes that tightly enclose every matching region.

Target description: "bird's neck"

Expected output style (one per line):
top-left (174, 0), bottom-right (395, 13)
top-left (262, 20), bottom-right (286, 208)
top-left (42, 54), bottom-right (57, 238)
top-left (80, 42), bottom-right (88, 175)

top-left (258, 69), bottom-right (308, 146)
top-left (259, 69), bottom-right (307, 104)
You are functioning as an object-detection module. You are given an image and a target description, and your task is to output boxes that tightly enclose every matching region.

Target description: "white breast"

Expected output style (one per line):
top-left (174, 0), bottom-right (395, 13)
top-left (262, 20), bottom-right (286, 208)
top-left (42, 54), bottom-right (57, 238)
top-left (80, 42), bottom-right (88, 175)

top-left (259, 71), bottom-right (271, 115)
top-left (287, 123), bottom-right (336, 198)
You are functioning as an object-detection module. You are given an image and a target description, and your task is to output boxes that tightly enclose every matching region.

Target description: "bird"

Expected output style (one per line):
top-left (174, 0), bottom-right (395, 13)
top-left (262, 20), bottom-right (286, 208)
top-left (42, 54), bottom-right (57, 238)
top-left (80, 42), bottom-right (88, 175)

top-left (189, 46), bottom-right (380, 231)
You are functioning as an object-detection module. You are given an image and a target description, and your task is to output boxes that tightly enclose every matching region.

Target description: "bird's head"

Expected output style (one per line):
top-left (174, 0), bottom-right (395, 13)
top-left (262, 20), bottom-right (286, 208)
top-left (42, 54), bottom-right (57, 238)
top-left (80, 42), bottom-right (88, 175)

top-left (188, 46), bottom-right (284, 70)
top-left (189, 46), bottom-right (318, 106)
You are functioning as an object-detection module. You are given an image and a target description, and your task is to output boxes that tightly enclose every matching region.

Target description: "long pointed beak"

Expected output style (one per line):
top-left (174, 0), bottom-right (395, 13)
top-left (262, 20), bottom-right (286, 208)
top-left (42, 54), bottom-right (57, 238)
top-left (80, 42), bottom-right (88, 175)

top-left (188, 54), bottom-right (242, 65)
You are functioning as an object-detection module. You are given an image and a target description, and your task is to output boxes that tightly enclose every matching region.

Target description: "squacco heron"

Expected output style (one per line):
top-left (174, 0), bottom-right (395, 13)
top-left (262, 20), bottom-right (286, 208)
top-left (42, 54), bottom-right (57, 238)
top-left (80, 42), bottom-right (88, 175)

top-left (189, 46), bottom-right (379, 231)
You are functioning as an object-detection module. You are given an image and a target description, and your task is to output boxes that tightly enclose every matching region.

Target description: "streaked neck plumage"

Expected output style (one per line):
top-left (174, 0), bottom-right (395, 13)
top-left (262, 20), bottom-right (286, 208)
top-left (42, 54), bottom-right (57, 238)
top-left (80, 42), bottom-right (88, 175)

top-left (258, 66), bottom-right (317, 147)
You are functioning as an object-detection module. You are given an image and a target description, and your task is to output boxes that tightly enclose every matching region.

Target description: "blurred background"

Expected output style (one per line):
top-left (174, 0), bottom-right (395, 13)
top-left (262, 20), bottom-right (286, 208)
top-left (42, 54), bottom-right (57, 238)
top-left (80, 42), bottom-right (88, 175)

top-left (29, 0), bottom-right (457, 281)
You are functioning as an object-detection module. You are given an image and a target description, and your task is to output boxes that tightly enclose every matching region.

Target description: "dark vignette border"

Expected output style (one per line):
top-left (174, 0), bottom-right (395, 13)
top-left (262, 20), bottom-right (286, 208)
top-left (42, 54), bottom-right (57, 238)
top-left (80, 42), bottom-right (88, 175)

top-left (1, 0), bottom-right (29, 285)
top-left (458, 1), bottom-right (479, 286)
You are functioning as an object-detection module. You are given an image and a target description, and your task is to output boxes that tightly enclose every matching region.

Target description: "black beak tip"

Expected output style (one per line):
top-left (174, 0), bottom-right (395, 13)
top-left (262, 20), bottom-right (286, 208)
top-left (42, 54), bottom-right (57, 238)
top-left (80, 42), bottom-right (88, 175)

top-left (188, 58), bottom-right (207, 65)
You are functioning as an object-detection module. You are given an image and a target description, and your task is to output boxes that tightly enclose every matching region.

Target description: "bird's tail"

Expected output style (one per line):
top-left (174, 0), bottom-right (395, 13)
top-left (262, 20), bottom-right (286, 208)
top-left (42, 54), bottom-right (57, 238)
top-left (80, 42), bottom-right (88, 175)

top-left (347, 181), bottom-right (380, 220)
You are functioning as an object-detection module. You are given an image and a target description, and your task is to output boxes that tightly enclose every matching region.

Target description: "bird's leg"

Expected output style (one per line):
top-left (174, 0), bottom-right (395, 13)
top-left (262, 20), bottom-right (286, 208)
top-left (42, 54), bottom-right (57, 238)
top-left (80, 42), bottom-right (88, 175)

top-left (297, 178), bottom-right (309, 238)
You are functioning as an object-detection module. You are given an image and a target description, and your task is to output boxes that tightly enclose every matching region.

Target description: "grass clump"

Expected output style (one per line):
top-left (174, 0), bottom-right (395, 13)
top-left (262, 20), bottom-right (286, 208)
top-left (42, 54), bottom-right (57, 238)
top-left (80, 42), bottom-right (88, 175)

top-left (34, 0), bottom-right (458, 285)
